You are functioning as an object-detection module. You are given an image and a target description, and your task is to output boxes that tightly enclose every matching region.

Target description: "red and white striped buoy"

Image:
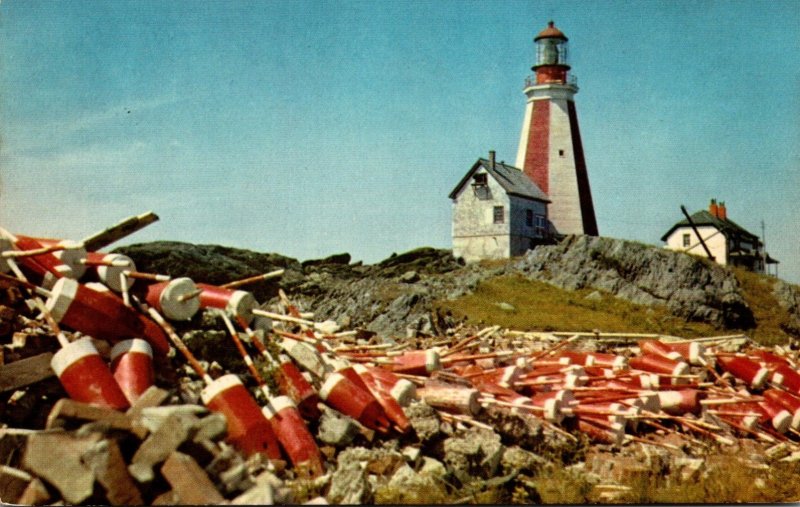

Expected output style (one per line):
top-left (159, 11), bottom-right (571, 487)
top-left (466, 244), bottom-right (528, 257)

top-left (362, 365), bottom-right (417, 406)
top-left (713, 401), bottom-right (765, 431)
top-left (417, 384), bottom-right (480, 416)
top-left (638, 340), bottom-right (683, 361)
top-left (353, 365), bottom-right (411, 433)
top-left (763, 389), bottom-right (800, 430)
top-left (261, 396), bottom-right (324, 477)
top-left (12, 236), bottom-right (87, 286)
top-left (110, 339), bottom-right (154, 404)
top-left (768, 364), bottom-right (800, 395)
top-left (196, 283), bottom-right (257, 323)
top-left (390, 349), bottom-right (441, 376)
top-left (51, 337), bottom-right (130, 410)
top-left (83, 252), bottom-right (135, 293)
top-left (45, 278), bottom-right (146, 342)
top-left (657, 389), bottom-right (702, 415)
top-left (135, 312), bottom-right (172, 357)
top-left (275, 356), bottom-right (323, 420)
top-left (144, 277), bottom-right (201, 321)
top-left (201, 374), bottom-right (282, 459)
top-left (758, 399), bottom-right (791, 434)
top-left (716, 355), bottom-right (770, 389)
top-left (319, 372), bottom-right (391, 432)
top-left (629, 354), bottom-right (689, 385)
top-left (665, 341), bottom-right (707, 366)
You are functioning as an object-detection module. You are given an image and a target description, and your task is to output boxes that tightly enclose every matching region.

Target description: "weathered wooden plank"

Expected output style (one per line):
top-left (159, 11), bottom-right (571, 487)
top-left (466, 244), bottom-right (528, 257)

top-left (0, 352), bottom-right (54, 393)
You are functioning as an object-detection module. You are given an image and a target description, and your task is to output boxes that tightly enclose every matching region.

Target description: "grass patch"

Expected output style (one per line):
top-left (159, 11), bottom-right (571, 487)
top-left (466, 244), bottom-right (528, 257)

top-left (437, 275), bottom-right (717, 337)
top-left (732, 267), bottom-right (795, 346)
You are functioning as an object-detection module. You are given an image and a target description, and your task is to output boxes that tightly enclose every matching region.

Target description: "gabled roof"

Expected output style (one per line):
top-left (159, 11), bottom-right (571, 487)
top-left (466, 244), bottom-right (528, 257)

top-left (449, 158), bottom-right (550, 202)
top-left (660, 209), bottom-right (759, 243)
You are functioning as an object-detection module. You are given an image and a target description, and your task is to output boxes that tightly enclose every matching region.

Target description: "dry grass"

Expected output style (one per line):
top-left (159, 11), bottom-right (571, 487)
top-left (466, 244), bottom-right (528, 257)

top-left (436, 275), bottom-right (717, 338)
top-left (437, 270), bottom-right (800, 346)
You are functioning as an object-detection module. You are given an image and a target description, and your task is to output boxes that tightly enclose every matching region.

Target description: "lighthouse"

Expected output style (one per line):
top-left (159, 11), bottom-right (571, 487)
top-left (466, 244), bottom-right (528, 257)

top-left (515, 21), bottom-right (598, 236)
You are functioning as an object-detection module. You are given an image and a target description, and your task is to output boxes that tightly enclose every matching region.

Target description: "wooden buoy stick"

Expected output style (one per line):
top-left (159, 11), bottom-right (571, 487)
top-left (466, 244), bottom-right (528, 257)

top-left (220, 312), bottom-right (268, 390)
top-left (176, 288), bottom-right (204, 302)
top-left (253, 309), bottom-right (316, 327)
top-left (235, 316), bottom-right (279, 368)
top-left (80, 211), bottom-right (159, 252)
top-left (123, 270), bottom-right (171, 282)
top-left (80, 258), bottom-right (132, 267)
top-left (220, 269), bottom-right (285, 290)
top-left (142, 300), bottom-right (211, 384)
top-left (1, 244), bottom-right (71, 258)
top-left (0, 272), bottom-right (52, 298)
top-left (30, 297), bottom-right (70, 348)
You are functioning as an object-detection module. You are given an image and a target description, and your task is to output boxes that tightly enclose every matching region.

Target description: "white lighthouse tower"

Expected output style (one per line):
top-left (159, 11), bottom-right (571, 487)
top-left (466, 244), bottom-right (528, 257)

top-left (515, 21), bottom-right (598, 236)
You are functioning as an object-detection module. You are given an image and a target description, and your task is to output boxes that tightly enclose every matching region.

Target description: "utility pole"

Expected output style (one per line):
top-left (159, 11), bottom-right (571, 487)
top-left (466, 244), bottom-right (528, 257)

top-left (761, 219), bottom-right (767, 275)
top-left (680, 205), bottom-right (715, 262)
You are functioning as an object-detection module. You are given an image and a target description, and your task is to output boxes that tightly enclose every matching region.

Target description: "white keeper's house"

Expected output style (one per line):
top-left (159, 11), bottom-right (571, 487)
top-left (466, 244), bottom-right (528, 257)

top-left (449, 152), bottom-right (550, 263)
top-left (661, 199), bottom-right (779, 276)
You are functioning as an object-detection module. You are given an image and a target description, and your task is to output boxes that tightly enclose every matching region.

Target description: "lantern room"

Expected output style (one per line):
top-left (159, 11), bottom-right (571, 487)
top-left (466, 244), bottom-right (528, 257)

top-left (533, 21), bottom-right (570, 84)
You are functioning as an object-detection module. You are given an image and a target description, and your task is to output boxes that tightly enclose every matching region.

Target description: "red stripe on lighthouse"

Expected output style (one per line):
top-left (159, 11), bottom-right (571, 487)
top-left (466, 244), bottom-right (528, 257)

top-left (523, 100), bottom-right (550, 195)
top-left (568, 101), bottom-right (598, 236)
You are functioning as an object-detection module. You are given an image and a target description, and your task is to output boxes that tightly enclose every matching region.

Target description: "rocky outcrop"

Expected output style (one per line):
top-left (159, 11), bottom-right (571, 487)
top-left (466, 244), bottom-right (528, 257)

top-left (114, 241), bottom-right (304, 301)
top-left (116, 235), bottom-right (762, 337)
top-left (509, 235), bottom-right (754, 329)
top-left (772, 279), bottom-right (800, 335)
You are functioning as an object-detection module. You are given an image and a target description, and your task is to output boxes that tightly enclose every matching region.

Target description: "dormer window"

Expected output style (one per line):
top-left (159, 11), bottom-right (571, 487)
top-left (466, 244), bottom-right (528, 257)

top-left (472, 172), bottom-right (490, 200)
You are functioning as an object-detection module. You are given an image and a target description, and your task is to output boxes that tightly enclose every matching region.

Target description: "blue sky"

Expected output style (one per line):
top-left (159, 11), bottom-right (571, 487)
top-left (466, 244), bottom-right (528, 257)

top-left (1, 1), bottom-right (798, 283)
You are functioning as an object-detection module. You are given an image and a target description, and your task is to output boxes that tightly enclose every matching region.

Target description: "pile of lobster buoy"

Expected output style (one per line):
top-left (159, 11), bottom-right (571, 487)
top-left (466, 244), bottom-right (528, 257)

top-left (2, 215), bottom-right (800, 487)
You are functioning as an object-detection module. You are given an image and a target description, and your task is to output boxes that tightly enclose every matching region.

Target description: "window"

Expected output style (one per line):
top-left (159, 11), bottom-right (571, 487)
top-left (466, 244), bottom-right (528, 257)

top-left (682, 233), bottom-right (691, 247)
top-left (535, 215), bottom-right (547, 236)
top-left (493, 206), bottom-right (504, 224)
top-left (472, 173), bottom-right (490, 199)
top-left (525, 209), bottom-right (533, 227)
top-left (558, 149), bottom-right (565, 157)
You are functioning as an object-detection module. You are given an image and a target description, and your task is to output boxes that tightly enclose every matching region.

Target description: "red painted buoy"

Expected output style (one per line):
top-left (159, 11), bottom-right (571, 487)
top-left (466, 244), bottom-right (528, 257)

top-left (84, 252), bottom-right (136, 293)
top-left (13, 236), bottom-right (87, 285)
top-left (144, 277), bottom-right (201, 321)
top-left (352, 365), bottom-right (411, 433)
top-left (769, 364), bottom-right (800, 395)
top-left (45, 278), bottom-right (146, 342)
top-left (201, 374), bottom-right (282, 459)
top-left (275, 357), bottom-right (322, 420)
top-left (657, 389), bottom-right (702, 415)
top-left (319, 372), bottom-right (391, 432)
top-left (390, 349), bottom-right (441, 376)
top-left (638, 340), bottom-right (683, 361)
top-left (763, 389), bottom-right (800, 430)
top-left (363, 365), bottom-right (417, 406)
top-left (261, 396), bottom-right (324, 477)
top-left (629, 354), bottom-right (689, 385)
top-left (134, 312), bottom-right (172, 357)
top-left (716, 355), bottom-right (770, 389)
top-left (110, 339), bottom-right (154, 404)
top-left (51, 337), bottom-right (130, 410)
top-left (666, 342), bottom-right (706, 366)
top-left (758, 399), bottom-right (791, 433)
top-left (196, 283), bottom-right (257, 323)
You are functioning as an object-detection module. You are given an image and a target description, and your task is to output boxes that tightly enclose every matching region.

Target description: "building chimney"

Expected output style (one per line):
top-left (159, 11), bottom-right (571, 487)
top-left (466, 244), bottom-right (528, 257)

top-left (489, 150), bottom-right (496, 170)
top-left (709, 198), bottom-right (718, 218)
top-left (718, 201), bottom-right (727, 220)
